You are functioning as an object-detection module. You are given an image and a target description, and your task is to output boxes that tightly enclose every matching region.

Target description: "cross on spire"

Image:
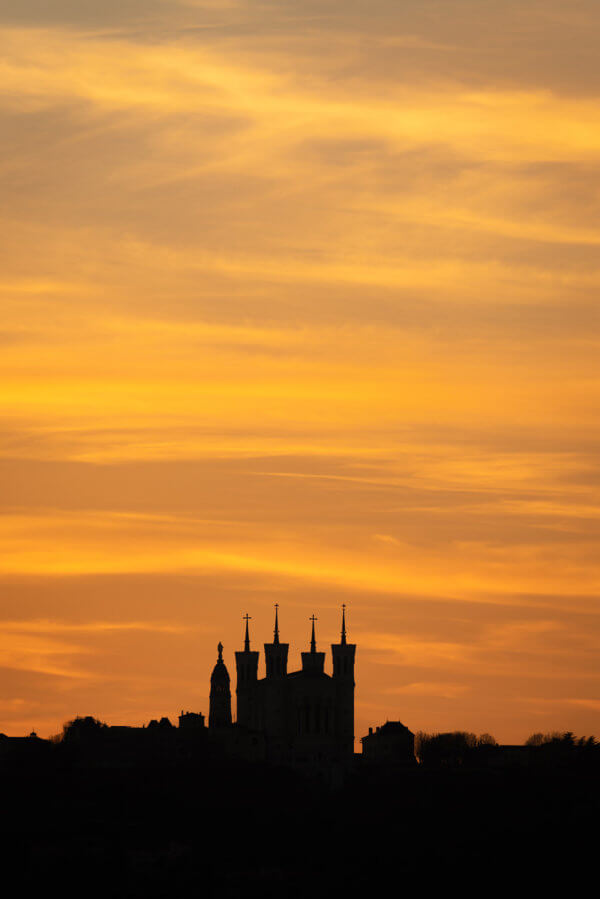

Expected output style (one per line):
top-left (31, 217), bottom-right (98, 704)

top-left (243, 613), bottom-right (252, 651)
top-left (309, 614), bottom-right (318, 653)
top-left (273, 603), bottom-right (280, 645)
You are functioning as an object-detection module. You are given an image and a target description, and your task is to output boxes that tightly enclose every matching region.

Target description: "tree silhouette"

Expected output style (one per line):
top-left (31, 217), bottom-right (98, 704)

top-left (524, 731), bottom-right (600, 769)
top-left (61, 715), bottom-right (108, 743)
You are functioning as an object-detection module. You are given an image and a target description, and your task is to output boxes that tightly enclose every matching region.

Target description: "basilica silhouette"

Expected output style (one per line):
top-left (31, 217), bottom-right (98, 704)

top-left (208, 606), bottom-right (356, 767)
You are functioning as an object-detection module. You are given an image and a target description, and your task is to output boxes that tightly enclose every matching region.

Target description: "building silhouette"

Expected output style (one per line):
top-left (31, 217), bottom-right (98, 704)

top-left (208, 606), bottom-right (356, 767)
top-left (361, 720), bottom-right (416, 765)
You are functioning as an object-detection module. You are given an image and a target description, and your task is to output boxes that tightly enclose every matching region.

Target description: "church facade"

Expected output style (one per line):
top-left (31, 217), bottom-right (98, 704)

top-left (209, 607), bottom-right (356, 767)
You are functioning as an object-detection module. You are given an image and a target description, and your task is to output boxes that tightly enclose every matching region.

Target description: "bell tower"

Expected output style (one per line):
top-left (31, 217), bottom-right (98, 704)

top-left (235, 614), bottom-right (259, 728)
top-left (209, 642), bottom-right (232, 729)
top-left (331, 605), bottom-right (356, 756)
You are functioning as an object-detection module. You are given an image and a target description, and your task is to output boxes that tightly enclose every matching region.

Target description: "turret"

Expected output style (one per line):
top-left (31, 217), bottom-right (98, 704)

top-left (235, 614), bottom-right (259, 728)
top-left (209, 642), bottom-right (232, 729)
top-left (331, 605), bottom-right (356, 756)
top-left (264, 604), bottom-right (289, 678)
top-left (301, 615), bottom-right (325, 675)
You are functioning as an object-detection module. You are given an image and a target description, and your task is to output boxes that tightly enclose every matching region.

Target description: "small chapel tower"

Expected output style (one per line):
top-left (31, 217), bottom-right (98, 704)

top-left (331, 605), bottom-right (356, 755)
top-left (235, 614), bottom-right (259, 728)
top-left (209, 642), bottom-right (232, 729)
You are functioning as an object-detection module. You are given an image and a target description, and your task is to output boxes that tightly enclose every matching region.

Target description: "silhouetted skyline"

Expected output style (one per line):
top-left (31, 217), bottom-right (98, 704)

top-left (3, 609), bottom-right (598, 768)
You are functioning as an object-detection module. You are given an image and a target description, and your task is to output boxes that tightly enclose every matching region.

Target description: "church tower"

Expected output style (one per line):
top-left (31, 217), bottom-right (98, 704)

top-left (209, 642), bottom-right (232, 729)
top-left (301, 615), bottom-right (325, 674)
top-left (235, 614), bottom-right (259, 728)
top-left (264, 604), bottom-right (289, 678)
top-left (331, 605), bottom-right (356, 756)
top-left (263, 604), bottom-right (289, 744)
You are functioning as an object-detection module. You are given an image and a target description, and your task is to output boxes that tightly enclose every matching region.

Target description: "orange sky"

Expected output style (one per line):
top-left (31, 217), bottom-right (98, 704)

top-left (1, 0), bottom-right (600, 744)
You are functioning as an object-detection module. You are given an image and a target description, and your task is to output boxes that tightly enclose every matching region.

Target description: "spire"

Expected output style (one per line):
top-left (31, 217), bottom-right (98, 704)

top-left (341, 604), bottom-right (347, 645)
top-left (264, 604), bottom-right (288, 680)
top-left (243, 613), bottom-right (251, 651)
top-left (309, 614), bottom-right (317, 653)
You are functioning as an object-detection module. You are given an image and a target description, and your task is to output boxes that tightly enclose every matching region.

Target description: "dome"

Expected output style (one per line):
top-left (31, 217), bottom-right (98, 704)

top-left (210, 641), bottom-right (230, 683)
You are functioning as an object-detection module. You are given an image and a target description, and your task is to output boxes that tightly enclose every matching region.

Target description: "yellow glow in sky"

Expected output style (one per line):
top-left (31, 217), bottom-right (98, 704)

top-left (1, 0), bottom-right (600, 743)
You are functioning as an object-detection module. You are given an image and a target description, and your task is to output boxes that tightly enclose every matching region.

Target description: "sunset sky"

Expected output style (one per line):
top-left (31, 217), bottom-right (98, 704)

top-left (1, 0), bottom-right (600, 744)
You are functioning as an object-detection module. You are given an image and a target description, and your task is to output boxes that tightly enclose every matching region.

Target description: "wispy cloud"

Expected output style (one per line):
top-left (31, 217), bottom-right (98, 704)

top-left (1, 0), bottom-right (600, 741)
top-left (0, 620), bottom-right (188, 682)
top-left (0, 619), bottom-right (188, 634)
top-left (384, 681), bottom-right (469, 699)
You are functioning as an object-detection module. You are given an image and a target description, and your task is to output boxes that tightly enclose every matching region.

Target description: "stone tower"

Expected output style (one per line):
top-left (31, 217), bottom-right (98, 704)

top-left (331, 605), bottom-right (356, 755)
top-left (209, 641), bottom-right (232, 729)
top-left (235, 614), bottom-right (259, 728)
top-left (263, 604), bottom-right (289, 740)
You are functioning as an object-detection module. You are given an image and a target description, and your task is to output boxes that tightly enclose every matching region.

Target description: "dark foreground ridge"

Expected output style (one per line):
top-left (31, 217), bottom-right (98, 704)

top-left (1, 742), bottom-right (599, 898)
